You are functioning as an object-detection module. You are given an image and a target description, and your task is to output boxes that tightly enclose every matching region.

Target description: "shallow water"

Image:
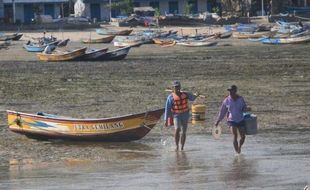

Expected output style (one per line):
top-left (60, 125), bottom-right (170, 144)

top-left (0, 129), bottom-right (309, 190)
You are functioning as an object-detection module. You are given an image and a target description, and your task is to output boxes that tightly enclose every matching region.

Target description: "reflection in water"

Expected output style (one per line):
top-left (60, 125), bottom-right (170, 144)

top-left (168, 151), bottom-right (193, 189)
top-left (222, 155), bottom-right (258, 188)
top-left (175, 151), bottom-right (191, 171)
top-left (0, 133), bottom-right (309, 189)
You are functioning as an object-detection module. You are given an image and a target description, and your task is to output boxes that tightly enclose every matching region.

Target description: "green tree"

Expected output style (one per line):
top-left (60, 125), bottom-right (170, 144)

top-left (108, 0), bottom-right (133, 16)
top-left (212, 6), bottom-right (220, 14)
top-left (154, 8), bottom-right (160, 17)
top-left (184, 3), bottom-right (193, 16)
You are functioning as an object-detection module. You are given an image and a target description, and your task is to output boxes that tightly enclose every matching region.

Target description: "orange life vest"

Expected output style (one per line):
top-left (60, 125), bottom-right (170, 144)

top-left (171, 92), bottom-right (189, 113)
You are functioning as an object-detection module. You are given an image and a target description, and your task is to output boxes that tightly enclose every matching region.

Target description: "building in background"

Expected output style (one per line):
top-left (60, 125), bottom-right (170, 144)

top-left (2, 0), bottom-right (69, 23)
top-left (1, 0), bottom-right (309, 24)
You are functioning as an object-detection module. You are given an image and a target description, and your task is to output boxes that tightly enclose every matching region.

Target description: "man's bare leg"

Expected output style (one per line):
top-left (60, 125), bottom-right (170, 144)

top-left (238, 127), bottom-right (246, 153)
top-left (231, 127), bottom-right (239, 153)
top-left (181, 133), bottom-right (186, 150)
top-left (175, 128), bottom-right (180, 151)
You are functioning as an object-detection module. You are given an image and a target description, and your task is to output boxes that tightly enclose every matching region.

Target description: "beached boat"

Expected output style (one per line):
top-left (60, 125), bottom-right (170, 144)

top-left (224, 24), bottom-right (258, 33)
top-left (0, 33), bottom-right (23, 41)
top-left (36, 47), bottom-right (87, 61)
top-left (96, 28), bottom-right (133, 36)
top-left (176, 41), bottom-right (218, 47)
top-left (57, 38), bottom-right (70, 47)
top-left (0, 40), bottom-right (11, 50)
top-left (232, 31), bottom-right (275, 39)
top-left (113, 40), bottom-right (143, 47)
top-left (79, 48), bottom-right (109, 61)
top-left (217, 31), bottom-right (232, 39)
top-left (7, 108), bottom-right (164, 141)
top-left (82, 35), bottom-right (115, 44)
top-left (153, 38), bottom-right (175, 45)
top-left (97, 46), bottom-right (131, 61)
top-left (261, 35), bottom-right (310, 44)
top-left (23, 41), bottom-right (59, 52)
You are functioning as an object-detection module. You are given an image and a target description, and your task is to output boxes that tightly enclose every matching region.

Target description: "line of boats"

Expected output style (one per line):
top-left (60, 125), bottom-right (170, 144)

top-left (36, 46), bottom-right (131, 62)
top-left (229, 21), bottom-right (310, 44)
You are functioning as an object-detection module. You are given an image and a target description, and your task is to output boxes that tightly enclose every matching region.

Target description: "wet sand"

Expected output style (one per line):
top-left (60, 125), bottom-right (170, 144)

top-left (0, 29), bottom-right (309, 189)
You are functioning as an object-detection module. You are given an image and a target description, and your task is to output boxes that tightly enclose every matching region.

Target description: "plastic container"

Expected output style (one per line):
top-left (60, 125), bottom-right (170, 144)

top-left (191, 104), bottom-right (206, 125)
top-left (244, 114), bottom-right (258, 135)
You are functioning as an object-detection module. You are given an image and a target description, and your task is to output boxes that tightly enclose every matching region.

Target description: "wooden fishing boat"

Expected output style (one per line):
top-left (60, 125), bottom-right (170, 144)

top-left (82, 35), bottom-right (115, 44)
top-left (153, 38), bottom-right (175, 45)
top-left (261, 35), bottom-right (310, 44)
top-left (217, 31), bottom-right (232, 39)
top-left (11, 33), bottom-right (23, 41)
top-left (97, 46), bottom-right (131, 61)
top-left (36, 47), bottom-right (87, 61)
top-left (232, 31), bottom-right (275, 39)
top-left (0, 40), bottom-right (11, 50)
top-left (7, 108), bottom-right (164, 141)
top-left (23, 41), bottom-right (59, 52)
top-left (96, 28), bottom-right (133, 36)
top-left (0, 33), bottom-right (23, 41)
top-left (79, 47), bottom-right (109, 61)
top-left (113, 40), bottom-right (143, 47)
top-left (57, 38), bottom-right (70, 47)
top-left (176, 41), bottom-right (218, 47)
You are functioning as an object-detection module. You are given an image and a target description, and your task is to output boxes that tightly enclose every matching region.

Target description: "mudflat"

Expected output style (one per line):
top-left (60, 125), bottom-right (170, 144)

top-left (0, 30), bottom-right (309, 162)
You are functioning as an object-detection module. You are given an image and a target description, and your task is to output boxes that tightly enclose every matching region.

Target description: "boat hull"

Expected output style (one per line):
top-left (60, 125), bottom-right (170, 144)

top-left (262, 35), bottom-right (310, 44)
top-left (82, 35), bottom-right (115, 43)
top-left (7, 108), bottom-right (164, 141)
top-left (79, 48), bottom-right (109, 61)
top-left (97, 46), bottom-right (131, 61)
top-left (36, 47), bottom-right (87, 61)
top-left (96, 29), bottom-right (133, 36)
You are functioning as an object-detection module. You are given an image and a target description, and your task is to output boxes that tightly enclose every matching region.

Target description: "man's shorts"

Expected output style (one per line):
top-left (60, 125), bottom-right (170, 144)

top-left (173, 116), bottom-right (188, 133)
top-left (228, 120), bottom-right (246, 132)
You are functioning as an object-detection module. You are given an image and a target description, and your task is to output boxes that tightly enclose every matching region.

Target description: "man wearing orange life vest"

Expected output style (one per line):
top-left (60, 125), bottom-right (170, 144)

top-left (164, 81), bottom-right (198, 151)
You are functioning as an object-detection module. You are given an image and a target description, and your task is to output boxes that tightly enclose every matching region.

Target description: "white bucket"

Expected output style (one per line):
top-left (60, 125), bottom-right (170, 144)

top-left (244, 114), bottom-right (257, 135)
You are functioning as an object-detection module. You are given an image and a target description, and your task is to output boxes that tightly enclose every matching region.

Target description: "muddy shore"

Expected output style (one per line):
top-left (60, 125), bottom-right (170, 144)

top-left (0, 29), bottom-right (309, 162)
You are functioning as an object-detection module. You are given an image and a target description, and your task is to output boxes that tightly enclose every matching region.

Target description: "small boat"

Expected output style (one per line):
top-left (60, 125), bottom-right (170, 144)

top-left (7, 108), bottom-right (164, 141)
top-left (113, 40), bottom-right (143, 47)
top-left (0, 33), bottom-right (23, 41)
top-left (0, 40), bottom-right (11, 50)
top-left (217, 31), bottom-right (232, 39)
top-left (153, 38), bottom-right (176, 47)
top-left (261, 35), bottom-right (310, 44)
top-left (23, 41), bottom-right (59, 52)
top-left (177, 41), bottom-right (218, 47)
top-left (82, 35), bottom-right (115, 44)
top-left (153, 38), bottom-right (175, 45)
top-left (11, 33), bottom-right (23, 41)
top-left (79, 47), bottom-right (109, 61)
top-left (96, 28), bottom-right (133, 36)
top-left (232, 31), bottom-right (275, 39)
top-left (224, 24), bottom-right (258, 33)
top-left (36, 47), bottom-right (87, 61)
top-left (97, 46), bottom-right (131, 61)
top-left (57, 38), bottom-right (70, 47)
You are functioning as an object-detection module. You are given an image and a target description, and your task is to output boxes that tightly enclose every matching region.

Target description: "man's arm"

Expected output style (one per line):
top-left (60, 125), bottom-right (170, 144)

top-left (215, 100), bottom-right (228, 126)
top-left (164, 95), bottom-right (173, 124)
top-left (186, 92), bottom-right (198, 101)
